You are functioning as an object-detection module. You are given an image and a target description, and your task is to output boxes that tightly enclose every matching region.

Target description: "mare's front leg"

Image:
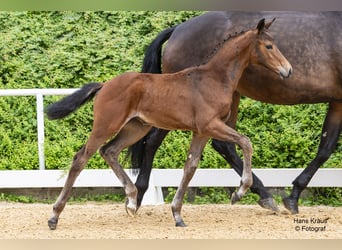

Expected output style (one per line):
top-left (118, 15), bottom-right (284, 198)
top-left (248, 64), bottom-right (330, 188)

top-left (171, 134), bottom-right (209, 227)
top-left (283, 102), bottom-right (342, 214)
top-left (133, 128), bottom-right (170, 209)
top-left (100, 119), bottom-right (152, 216)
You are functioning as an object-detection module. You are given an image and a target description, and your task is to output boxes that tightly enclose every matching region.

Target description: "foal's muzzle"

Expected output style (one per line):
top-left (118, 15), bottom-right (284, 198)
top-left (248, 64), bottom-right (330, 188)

top-left (279, 66), bottom-right (292, 79)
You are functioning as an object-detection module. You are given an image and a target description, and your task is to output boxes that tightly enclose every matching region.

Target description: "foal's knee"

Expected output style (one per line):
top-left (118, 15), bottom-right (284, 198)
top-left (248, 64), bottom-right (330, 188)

top-left (185, 154), bottom-right (200, 173)
top-left (240, 135), bottom-right (253, 155)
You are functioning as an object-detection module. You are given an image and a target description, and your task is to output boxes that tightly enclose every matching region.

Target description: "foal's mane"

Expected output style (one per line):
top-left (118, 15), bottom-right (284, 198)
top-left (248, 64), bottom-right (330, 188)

top-left (202, 29), bottom-right (246, 65)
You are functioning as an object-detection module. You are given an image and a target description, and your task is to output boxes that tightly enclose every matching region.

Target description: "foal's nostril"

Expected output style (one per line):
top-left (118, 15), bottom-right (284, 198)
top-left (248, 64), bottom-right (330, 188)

top-left (280, 67), bottom-right (292, 79)
top-left (288, 68), bottom-right (292, 77)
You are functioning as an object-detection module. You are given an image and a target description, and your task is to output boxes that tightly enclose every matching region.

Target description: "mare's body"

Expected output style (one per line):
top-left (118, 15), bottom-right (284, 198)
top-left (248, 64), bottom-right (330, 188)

top-left (130, 11), bottom-right (342, 213)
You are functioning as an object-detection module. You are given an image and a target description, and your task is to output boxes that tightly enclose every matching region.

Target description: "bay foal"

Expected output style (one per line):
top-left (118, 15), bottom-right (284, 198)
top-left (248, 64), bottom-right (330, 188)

top-left (46, 19), bottom-right (292, 229)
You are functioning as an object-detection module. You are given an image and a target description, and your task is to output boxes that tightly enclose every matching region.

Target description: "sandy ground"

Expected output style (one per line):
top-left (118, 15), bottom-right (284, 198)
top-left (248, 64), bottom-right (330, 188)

top-left (0, 202), bottom-right (341, 239)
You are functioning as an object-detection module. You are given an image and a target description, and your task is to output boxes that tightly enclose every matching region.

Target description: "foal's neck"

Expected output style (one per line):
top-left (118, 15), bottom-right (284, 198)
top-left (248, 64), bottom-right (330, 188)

top-left (205, 30), bottom-right (255, 82)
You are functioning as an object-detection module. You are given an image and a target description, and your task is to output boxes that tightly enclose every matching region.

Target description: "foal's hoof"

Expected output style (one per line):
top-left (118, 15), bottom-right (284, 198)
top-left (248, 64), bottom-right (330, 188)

top-left (48, 217), bottom-right (58, 230)
top-left (258, 197), bottom-right (279, 212)
top-left (125, 198), bottom-right (137, 217)
top-left (283, 197), bottom-right (299, 214)
top-left (231, 192), bottom-right (241, 205)
top-left (125, 206), bottom-right (137, 217)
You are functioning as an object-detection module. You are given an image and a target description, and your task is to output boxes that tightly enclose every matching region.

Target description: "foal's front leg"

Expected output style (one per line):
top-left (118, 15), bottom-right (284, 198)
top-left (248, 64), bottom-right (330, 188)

top-left (208, 119), bottom-right (253, 203)
top-left (100, 119), bottom-right (152, 216)
top-left (171, 134), bottom-right (209, 227)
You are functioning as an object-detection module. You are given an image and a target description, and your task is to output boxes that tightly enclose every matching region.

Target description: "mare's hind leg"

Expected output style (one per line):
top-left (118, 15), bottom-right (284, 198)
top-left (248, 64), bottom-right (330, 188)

top-left (134, 128), bottom-right (170, 209)
top-left (99, 119), bottom-right (152, 216)
top-left (48, 132), bottom-right (109, 230)
top-left (283, 102), bottom-right (342, 214)
top-left (171, 134), bottom-right (209, 227)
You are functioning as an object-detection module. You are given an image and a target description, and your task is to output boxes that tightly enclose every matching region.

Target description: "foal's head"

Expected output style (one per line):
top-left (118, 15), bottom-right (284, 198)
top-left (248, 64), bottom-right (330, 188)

top-left (250, 18), bottom-right (292, 79)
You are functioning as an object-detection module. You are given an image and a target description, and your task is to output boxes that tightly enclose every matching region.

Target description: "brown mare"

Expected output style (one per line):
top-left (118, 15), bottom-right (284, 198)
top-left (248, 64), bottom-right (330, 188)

top-left (130, 11), bottom-right (342, 214)
top-left (46, 19), bottom-right (292, 229)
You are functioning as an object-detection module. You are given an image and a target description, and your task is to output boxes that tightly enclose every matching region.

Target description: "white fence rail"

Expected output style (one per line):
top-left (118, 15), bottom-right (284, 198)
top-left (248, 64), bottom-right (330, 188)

top-left (0, 169), bottom-right (341, 205)
top-left (0, 89), bottom-right (341, 205)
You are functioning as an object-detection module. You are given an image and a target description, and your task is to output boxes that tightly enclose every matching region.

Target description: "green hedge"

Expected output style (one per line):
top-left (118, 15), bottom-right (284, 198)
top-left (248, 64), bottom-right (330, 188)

top-left (0, 11), bottom-right (341, 173)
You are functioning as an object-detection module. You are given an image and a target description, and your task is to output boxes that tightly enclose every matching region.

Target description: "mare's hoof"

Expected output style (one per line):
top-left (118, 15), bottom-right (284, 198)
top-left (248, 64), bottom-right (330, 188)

top-left (48, 217), bottom-right (58, 230)
top-left (258, 197), bottom-right (279, 212)
top-left (283, 197), bottom-right (299, 214)
top-left (231, 192), bottom-right (241, 205)
top-left (175, 220), bottom-right (187, 227)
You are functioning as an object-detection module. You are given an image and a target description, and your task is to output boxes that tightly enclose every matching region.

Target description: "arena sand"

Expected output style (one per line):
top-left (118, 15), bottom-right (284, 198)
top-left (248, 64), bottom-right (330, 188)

top-left (0, 202), bottom-right (341, 239)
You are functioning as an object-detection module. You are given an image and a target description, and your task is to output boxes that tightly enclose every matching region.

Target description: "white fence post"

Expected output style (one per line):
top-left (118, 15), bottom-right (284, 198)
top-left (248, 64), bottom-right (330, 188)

top-left (0, 88), bottom-right (78, 171)
top-left (36, 93), bottom-right (45, 170)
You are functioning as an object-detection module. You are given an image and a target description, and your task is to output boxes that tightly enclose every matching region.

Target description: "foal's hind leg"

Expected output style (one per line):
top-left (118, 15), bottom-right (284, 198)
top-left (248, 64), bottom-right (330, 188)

top-left (171, 134), bottom-right (209, 227)
top-left (100, 119), bottom-right (152, 216)
top-left (48, 133), bottom-right (108, 230)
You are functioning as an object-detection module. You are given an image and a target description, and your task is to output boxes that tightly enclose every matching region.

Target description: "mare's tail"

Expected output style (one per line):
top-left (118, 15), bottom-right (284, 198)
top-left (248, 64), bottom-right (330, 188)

top-left (128, 26), bottom-right (176, 168)
top-left (141, 26), bottom-right (176, 73)
top-left (45, 82), bottom-right (103, 120)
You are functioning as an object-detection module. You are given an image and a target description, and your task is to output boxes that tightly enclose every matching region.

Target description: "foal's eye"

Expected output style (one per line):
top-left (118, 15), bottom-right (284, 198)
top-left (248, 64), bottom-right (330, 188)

top-left (266, 44), bottom-right (273, 50)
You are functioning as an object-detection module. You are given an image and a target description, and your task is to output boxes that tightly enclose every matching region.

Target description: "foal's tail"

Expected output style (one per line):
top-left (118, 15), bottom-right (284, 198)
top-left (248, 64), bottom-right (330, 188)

top-left (45, 82), bottom-right (103, 120)
top-left (127, 26), bottom-right (175, 168)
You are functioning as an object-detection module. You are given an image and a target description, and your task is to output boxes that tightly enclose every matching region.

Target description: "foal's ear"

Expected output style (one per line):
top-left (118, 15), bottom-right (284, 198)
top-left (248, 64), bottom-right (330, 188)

top-left (265, 17), bottom-right (276, 29)
top-left (256, 18), bottom-right (266, 34)
top-left (257, 18), bottom-right (276, 34)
